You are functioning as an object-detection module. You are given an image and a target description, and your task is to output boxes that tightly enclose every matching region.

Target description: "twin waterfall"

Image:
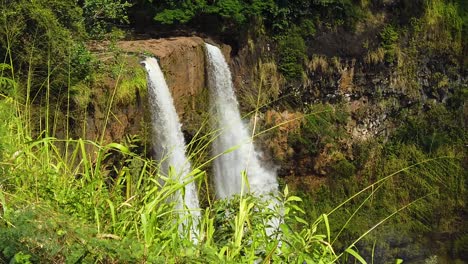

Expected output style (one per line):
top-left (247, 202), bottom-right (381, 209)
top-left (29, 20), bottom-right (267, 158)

top-left (143, 44), bottom-right (279, 238)
top-left (205, 44), bottom-right (278, 198)
top-left (142, 57), bottom-right (200, 229)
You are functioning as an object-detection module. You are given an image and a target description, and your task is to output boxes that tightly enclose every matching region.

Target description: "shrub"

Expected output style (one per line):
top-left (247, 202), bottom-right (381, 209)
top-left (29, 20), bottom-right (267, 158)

top-left (0, 0), bottom-right (85, 100)
top-left (299, 18), bottom-right (317, 38)
top-left (331, 159), bottom-right (356, 180)
top-left (393, 103), bottom-right (466, 153)
top-left (82, 0), bottom-right (132, 38)
top-left (278, 32), bottom-right (306, 81)
top-left (70, 42), bottom-right (96, 84)
top-left (380, 25), bottom-right (399, 63)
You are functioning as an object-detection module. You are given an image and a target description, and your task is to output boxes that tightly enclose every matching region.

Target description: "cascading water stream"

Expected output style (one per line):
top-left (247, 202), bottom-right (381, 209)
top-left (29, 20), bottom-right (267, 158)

top-left (205, 43), bottom-right (281, 238)
top-left (205, 43), bottom-right (279, 199)
top-left (142, 57), bottom-right (200, 238)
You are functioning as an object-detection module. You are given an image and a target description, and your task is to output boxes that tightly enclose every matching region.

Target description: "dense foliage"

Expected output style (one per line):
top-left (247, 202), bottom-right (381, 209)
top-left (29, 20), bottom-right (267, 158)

top-left (132, 0), bottom-right (364, 80)
top-left (147, 0), bottom-right (361, 31)
top-left (0, 74), bottom-right (357, 262)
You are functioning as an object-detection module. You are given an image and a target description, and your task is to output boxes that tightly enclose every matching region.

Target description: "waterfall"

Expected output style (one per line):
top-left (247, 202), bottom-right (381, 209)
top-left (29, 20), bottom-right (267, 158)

top-left (142, 57), bottom-right (200, 236)
top-left (204, 43), bottom-right (279, 199)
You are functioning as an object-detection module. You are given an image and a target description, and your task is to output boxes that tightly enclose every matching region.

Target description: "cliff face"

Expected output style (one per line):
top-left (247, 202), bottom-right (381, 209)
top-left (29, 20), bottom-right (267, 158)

top-left (226, 27), bottom-right (465, 179)
top-left (74, 30), bottom-right (465, 262)
top-left (117, 37), bottom-right (207, 120)
top-left (74, 37), bottom-right (208, 148)
top-left (81, 32), bottom-right (465, 179)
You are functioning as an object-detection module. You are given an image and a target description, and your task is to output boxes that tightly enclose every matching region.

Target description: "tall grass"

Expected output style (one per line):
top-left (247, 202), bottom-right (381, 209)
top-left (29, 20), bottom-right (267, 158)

top-left (0, 69), bottom-right (447, 263)
top-left (0, 47), bottom-right (345, 262)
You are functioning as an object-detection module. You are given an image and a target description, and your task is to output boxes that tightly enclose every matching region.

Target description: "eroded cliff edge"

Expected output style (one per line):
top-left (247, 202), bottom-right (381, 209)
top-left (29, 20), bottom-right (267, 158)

top-left (73, 37), bottom-right (210, 148)
top-left (117, 37), bottom-right (206, 119)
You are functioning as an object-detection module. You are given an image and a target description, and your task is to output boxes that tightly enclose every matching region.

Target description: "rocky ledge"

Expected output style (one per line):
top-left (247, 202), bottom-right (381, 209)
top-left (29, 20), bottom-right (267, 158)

top-left (118, 37), bottom-right (207, 119)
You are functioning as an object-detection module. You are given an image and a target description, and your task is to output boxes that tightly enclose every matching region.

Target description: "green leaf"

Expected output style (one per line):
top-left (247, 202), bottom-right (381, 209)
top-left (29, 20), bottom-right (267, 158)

top-left (106, 142), bottom-right (130, 154)
top-left (106, 199), bottom-right (116, 229)
top-left (286, 195), bottom-right (302, 202)
top-left (294, 215), bottom-right (309, 225)
top-left (323, 214), bottom-right (331, 243)
top-left (345, 248), bottom-right (367, 264)
top-left (291, 204), bottom-right (305, 214)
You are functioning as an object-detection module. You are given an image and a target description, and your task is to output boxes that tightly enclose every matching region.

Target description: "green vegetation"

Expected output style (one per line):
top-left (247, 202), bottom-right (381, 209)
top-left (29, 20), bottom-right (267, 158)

top-left (0, 71), bottom-right (361, 262)
top-left (290, 104), bottom-right (348, 156)
top-left (0, 0), bottom-right (467, 262)
top-left (380, 25), bottom-right (399, 63)
top-left (288, 91), bottom-right (466, 262)
top-left (0, 12), bottom-right (354, 259)
top-left (82, 0), bottom-right (131, 38)
top-left (149, 0), bottom-right (362, 31)
top-left (278, 31), bottom-right (307, 81)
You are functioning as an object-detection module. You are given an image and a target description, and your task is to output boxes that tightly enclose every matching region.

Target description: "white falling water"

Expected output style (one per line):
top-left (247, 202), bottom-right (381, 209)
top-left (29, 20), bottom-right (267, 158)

top-left (142, 57), bottom-right (200, 236)
top-left (205, 43), bottom-right (279, 199)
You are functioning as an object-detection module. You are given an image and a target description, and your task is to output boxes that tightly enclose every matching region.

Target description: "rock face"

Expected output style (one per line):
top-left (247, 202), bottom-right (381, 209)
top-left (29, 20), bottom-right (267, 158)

top-left (70, 37), bottom-right (209, 153)
top-left (224, 29), bottom-right (465, 180)
top-left (117, 37), bottom-right (206, 121)
top-left (81, 34), bottom-right (464, 181)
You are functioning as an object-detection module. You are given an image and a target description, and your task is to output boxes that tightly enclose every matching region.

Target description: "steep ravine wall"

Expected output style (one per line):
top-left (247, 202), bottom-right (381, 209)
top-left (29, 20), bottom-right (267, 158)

top-left (225, 34), bottom-right (466, 180)
top-left (81, 35), bottom-right (465, 182)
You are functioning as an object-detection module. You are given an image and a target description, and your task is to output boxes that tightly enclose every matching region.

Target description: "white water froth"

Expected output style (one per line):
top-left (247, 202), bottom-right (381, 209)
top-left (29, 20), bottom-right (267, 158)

top-left (142, 57), bottom-right (200, 235)
top-left (205, 43), bottom-right (279, 199)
